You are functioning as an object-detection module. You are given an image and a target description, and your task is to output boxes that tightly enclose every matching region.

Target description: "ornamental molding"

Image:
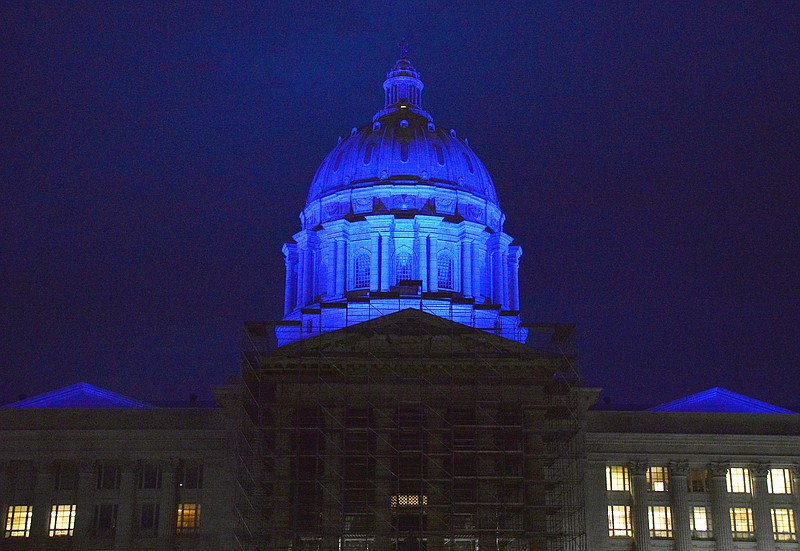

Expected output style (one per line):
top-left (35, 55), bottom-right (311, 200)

top-left (668, 460), bottom-right (690, 477)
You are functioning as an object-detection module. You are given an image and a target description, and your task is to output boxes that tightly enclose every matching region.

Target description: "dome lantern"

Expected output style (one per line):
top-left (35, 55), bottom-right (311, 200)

top-left (382, 39), bottom-right (423, 110)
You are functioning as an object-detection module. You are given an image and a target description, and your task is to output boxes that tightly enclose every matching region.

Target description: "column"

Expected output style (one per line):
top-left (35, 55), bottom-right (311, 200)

top-left (336, 239), bottom-right (346, 297)
top-left (115, 461), bottom-right (137, 551)
top-left (669, 461), bottom-right (692, 551)
top-left (158, 460), bottom-right (178, 551)
top-left (473, 244), bottom-right (483, 300)
top-left (508, 246), bottom-right (521, 310)
top-left (29, 460), bottom-right (55, 547)
top-left (283, 244), bottom-right (297, 315)
top-left (370, 234), bottom-right (380, 292)
top-left (462, 240), bottom-right (473, 297)
top-left (72, 461), bottom-right (97, 546)
top-left (380, 233), bottom-right (391, 291)
top-left (326, 242), bottom-right (337, 298)
top-left (429, 235), bottom-right (439, 292)
top-left (373, 407), bottom-right (394, 549)
top-left (630, 461), bottom-right (652, 551)
top-left (419, 232), bottom-right (428, 292)
top-left (492, 250), bottom-right (503, 305)
top-left (751, 463), bottom-right (775, 551)
top-left (305, 247), bottom-right (315, 303)
top-left (296, 246), bottom-right (306, 309)
top-left (710, 462), bottom-right (734, 551)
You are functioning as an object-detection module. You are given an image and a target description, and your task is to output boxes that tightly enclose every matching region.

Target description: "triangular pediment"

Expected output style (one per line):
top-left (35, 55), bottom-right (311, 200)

top-left (649, 387), bottom-right (794, 414)
top-left (2, 383), bottom-right (153, 409)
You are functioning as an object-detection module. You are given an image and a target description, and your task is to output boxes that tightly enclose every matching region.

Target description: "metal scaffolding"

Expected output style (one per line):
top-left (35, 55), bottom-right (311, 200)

top-left (235, 306), bottom-right (590, 551)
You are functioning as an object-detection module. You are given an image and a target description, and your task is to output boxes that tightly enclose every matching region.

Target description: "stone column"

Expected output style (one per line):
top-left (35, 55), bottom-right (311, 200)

top-left (115, 461), bottom-right (137, 551)
top-left (473, 244), bottom-right (483, 300)
top-left (322, 407), bottom-right (344, 551)
top-left (305, 247), bottom-right (315, 302)
top-left (158, 460), bottom-right (179, 551)
top-left (296, 246), bottom-right (307, 309)
top-left (29, 460), bottom-right (55, 546)
top-left (72, 461), bottom-right (97, 546)
top-left (709, 462), bottom-right (734, 551)
top-left (629, 461), bottom-right (651, 551)
top-left (370, 234), bottom-right (380, 292)
top-left (283, 244), bottom-right (298, 315)
top-left (326, 242), bottom-right (337, 298)
top-left (419, 232), bottom-right (428, 292)
top-left (373, 407), bottom-right (394, 549)
top-left (501, 250), bottom-right (509, 308)
top-left (491, 251), bottom-right (502, 305)
top-left (751, 463), bottom-right (775, 551)
top-left (429, 235), bottom-right (439, 292)
top-left (336, 239), bottom-right (346, 297)
top-left (380, 232), bottom-right (391, 291)
top-left (462, 240), bottom-right (473, 297)
top-left (669, 461), bottom-right (691, 551)
top-left (508, 246), bottom-right (521, 310)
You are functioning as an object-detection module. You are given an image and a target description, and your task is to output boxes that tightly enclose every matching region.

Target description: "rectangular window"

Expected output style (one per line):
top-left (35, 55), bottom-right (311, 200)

top-left (93, 504), bottom-right (118, 536)
top-left (140, 503), bottom-right (160, 533)
top-left (690, 506), bottom-right (713, 539)
top-left (608, 505), bottom-right (632, 537)
top-left (768, 468), bottom-right (792, 494)
top-left (647, 466), bottom-right (669, 492)
top-left (176, 503), bottom-right (201, 535)
top-left (54, 463), bottom-right (77, 491)
top-left (772, 508), bottom-right (797, 542)
top-left (648, 505), bottom-right (673, 538)
top-left (139, 464), bottom-right (162, 490)
top-left (4, 505), bottom-right (32, 538)
top-left (391, 495), bottom-right (428, 508)
top-left (689, 468), bottom-right (709, 492)
top-left (606, 466), bottom-right (630, 492)
top-left (97, 464), bottom-right (121, 490)
top-left (178, 464), bottom-right (203, 489)
top-left (49, 504), bottom-right (76, 537)
top-left (730, 507), bottom-right (755, 540)
top-left (727, 467), bottom-right (751, 493)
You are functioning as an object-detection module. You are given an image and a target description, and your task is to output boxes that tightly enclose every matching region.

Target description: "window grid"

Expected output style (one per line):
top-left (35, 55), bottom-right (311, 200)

top-left (689, 468), bottom-right (709, 492)
top-left (140, 503), bottom-right (160, 533)
top-left (647, 466), bottom-right (669, 492)
top-left (395, 251), bottom-right (413, 283)
top-left (727, 467), bottom-right (751, 493)
top-left (5, 505), bottom-right (32, 538)
top-left (605, 466), bottom-right (630, 492)
top-left (608, 505), bottom-right (632, 537)
top-left (437, 252), bottom-right (453, 290)
top-left (648, 506), bottom-right (673, 539)
top-left (176, 503), bottom-right (201, 535)
top-left (730, 507), bottom-right (755, 540)
top-left (690, 506), bottom-right (713, 539)
top-left (768, 468), bottom-right (792, 494)
top-left (49, 504), bottom-right (76, 537)
top-left (93, 504), bottom-right (118, 536)
top-left (391, 495), bottom-right (428, 508)
top-left (354, 254), bottom-right (370, 289)
top-left (772, 508), bottom-right (797, 542)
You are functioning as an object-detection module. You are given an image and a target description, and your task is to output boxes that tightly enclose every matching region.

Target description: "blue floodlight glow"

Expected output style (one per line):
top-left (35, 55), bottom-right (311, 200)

top-left (648, 387), bottom-right (795, 414)
top-left (3, 382), bottom-right (153, 409)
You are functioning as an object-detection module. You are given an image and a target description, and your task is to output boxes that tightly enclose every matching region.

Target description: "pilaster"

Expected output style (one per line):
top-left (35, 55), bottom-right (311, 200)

top-left (461, 240), bottom-right (473, 297)
top-left (72, 461), bottom-right (96, 545)
top-left (114, 460), bottom-right (138, 551)
top-left (508, 246), bottom-right (522, 310)
top-left (158, 459), bottom-right (179, 551)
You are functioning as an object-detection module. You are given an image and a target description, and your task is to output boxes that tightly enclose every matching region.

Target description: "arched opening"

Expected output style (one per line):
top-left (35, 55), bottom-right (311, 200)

top-left (354, 252), bottom-right (371, 289)
top-left (395, 249), bottom-right (414, 283)
top-left (437, 251), bottom-right (454, 290)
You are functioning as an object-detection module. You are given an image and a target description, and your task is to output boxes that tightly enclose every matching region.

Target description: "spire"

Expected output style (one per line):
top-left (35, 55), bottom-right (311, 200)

top-left (382, 39), bottom-right (424, 110)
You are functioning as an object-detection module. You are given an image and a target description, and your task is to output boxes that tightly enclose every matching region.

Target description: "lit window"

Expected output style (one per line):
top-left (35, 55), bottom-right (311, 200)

top-left (139, 464), bottom-right (162, 489)
top-left (4, 505), bottom-right (32, 538)
top-left (690, 506), bottom-right (713, 539)
top-left (391, 495), bottom-right (427, 508)
top-left (49, 504), bottom-right (76, 537)
top-left (178, 464), bottom-right (203, 489)
top-left (648, 506), bottom-right (673, 538)
top-left (606, 466), bottom-right (630, 492)
top-left (688, 468), bottom-right (709, 492)
top-left (93, 504), bottom-right (118, 536)
top-left (354, 253), bottom-right (371, 289)
top-left (140, 503), bottom-right (160, 533)
top-left (727, 467), bottom-right (751, 493)
top-left (647, 466), bottom-right (669, 492)
top-left (768, 468), bottom-right (792, 494)
top-left (772, 508), bottom-right (797, 542)
top-left (437, 252), bottom-right (453, 290)
top-left (730, 507), bottom-right (754, 540)
top-left (176, 503), bottom-right (201, 535)
top-left (607, 505), bottom-right (632, 537)
top-left (395, 250), bottom-right (413, 282)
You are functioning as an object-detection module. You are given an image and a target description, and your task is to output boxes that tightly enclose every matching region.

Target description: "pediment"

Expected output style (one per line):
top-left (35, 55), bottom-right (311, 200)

top-left (3, 382), bottom-right (153, 409)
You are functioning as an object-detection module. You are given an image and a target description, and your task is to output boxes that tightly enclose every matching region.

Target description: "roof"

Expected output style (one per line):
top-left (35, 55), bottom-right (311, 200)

top-left (2, 383), bottom-right (153, 409)
top-left (648, 387), bottom-right (795, 414)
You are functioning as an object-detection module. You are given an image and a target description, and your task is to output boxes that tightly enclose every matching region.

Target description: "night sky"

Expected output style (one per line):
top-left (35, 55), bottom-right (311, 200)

top-left (2, 3), bottom-right (798, 409)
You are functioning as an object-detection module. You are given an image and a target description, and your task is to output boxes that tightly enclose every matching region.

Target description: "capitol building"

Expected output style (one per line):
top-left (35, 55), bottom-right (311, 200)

top-left (0, 52), bottom-right (798, 551)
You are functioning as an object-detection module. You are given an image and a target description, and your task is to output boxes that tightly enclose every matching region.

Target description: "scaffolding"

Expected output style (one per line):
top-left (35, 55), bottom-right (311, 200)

top-left (235, 306), bottom-right (590, 551)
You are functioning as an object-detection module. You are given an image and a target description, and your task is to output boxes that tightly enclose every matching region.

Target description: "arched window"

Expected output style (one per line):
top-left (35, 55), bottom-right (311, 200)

top-left (463, 152), bottom-right (474, 173)
top-left (354, 253), bottom-right (370, 289)
top-left (395, 250), bottom-right (413, 283)
top-left (400, 141), bottom-right (409, 162)
top-left (333, 151), bottom-right (344, 172)
top-left (364, 143), bottom-right (375, 165)
top-left (434, 144), bottom-right (445, 166)
top-left (437, 251), bottom-right (454, 290)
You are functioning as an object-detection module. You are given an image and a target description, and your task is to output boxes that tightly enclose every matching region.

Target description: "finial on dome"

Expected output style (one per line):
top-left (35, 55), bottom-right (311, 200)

top-left (397, 38), bottom-right (410, 60)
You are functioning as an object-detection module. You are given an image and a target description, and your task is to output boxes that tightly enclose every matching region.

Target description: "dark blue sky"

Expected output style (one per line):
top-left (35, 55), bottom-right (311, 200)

top-left (2, 3), bottom-right (798, 408)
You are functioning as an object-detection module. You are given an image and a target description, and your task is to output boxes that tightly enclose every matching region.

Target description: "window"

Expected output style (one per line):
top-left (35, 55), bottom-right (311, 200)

top-left (690, 506), bottom-right (712, 539)
top-left (49, 504), bottom-right (76, 537)
top-left (178, 464), bottom-right (203, 489)
top-left (647, 466), bottom-right (669, 492)
top-left (395, 250), bottom-right (413, 282)
top-left (727, 467), bottom-right (751, 493)
top-left (463, 152), bottom-right (474, 173)
top-left (730, 507), bottom-right (755, 540)
top-left (434, 144), bottom-right (445, 165)
top-left (54, 463), bottom-right (77, 490)
top-left (176, 503), bottom-right (201, 535)
top-left (140, 503), bottom-right (160, 533)
top-left (4, 505), bottom-right (32, 538)
top-left (648, 506), bottom-right (673, 538)
top-left (607, 505), bottom-right (632, 537)
top-left (400, 141), bottom-right (409, 162)
top-left (97, 464), bottom-right (121, 490)
top-left (93, 504), bottom-right (118, 536)
top-left (391, 495), bottom-right (427, 508)
top-left (363, 143), bottom-right (375, 165)
top-left (689, 467), bottom-right (709, 492)
top-left (333, 151), bottom-right (344, 172)
top-left (768, 468), bottom-right (792, 494)
top-left (437, 252), bottom-right (453, 290)
top-left (354, 253), bottom-right (370, 289)
top-left (139, 464), bottom-right (162, 489)
top-left (772, 508), bottom-right (797, 542)
top-left (606, 466), bottom-right (630, 492)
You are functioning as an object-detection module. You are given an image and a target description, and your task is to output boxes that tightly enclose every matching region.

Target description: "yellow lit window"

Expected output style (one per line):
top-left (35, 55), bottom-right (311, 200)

top-left (727, 467), bottom-right (751, 493)
top-left (391, 495), bottom-right (427, 508)
top-left (772, 508), bottom-right (797, 542)
top-left (607, 505), bottom-right (632, 537)
top-left (606, 466), bottom-right (630, 492)
top-left (176, 503), bottom-right (201, 535)
top-left (647, 466), bottom-right (669, 492)
top-left (768, 468), bottom-right (792, 494)
top-left (690, 506), bottom-right (712, 539)
top-left (49, 504), bottom-right (76, 537)
top-left (730, 507), bottom-right (754, 540)
top-left (648, 506), bottom-right (673, 538)
top-left (5, 505), bottom-right (32, 538)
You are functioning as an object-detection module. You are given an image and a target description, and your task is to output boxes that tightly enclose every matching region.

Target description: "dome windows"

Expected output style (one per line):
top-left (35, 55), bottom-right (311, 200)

top-left (363, 143), bottom-right (375, 165)
top-left (433, 144), bottom-right (445, 166)
top-left (400, 141), bottom-right (409, 162)
top-left (354, 252), bottom-right (371, 289)
top-left (395, 249), bottom-right (413, 283)
top-left (333, 151), bottom-right (344, 172)
top-left (437, 251), bottom-right (454, 290)
top-left (463, 153), bottom-right (474, 174)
